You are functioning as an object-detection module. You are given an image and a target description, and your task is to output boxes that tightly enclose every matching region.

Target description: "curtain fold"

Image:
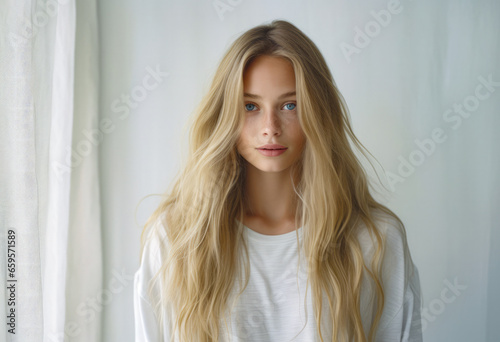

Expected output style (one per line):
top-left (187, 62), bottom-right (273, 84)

top-left (65, 0), bottom-right (102, 340)
top-left (43, 0), bottom-right (75, 339)
top-left (1, 0), bottom-right (101, 341)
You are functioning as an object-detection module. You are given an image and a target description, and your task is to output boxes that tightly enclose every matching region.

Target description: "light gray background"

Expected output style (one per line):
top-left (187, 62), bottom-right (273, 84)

top-left (97, 1), bottom-right (500, 341)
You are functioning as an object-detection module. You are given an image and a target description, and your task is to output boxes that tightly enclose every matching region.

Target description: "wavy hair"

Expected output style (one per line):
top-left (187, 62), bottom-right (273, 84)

top-left (140, 19), bottom-right (415, 341)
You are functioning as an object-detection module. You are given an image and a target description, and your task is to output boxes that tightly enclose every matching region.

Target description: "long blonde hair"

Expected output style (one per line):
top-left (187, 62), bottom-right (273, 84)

top-left (140, 19), bottom-right (415, 341)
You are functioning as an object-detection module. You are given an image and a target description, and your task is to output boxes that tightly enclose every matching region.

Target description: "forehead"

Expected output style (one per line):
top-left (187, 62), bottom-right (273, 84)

top-left (243, 56), bottom-right (296, 94)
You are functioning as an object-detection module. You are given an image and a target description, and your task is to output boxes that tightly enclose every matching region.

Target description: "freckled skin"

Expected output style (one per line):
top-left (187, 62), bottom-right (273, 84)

top-left (237, 55), bottom-right (306, 173)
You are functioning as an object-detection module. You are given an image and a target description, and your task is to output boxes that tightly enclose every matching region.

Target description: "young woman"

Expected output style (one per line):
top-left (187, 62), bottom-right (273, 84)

top-left (134, 20), bottom-right (422, 342)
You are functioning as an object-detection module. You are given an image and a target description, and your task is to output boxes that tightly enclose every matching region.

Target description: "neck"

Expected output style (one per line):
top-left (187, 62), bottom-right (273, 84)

top-left (242, 162), bottom-right (300, 227)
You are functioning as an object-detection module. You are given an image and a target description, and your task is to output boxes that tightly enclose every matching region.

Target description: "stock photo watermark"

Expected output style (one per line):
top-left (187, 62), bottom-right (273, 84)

top-left (46, 268), bottom-right (134, 341)
top-left (386, 73), bottom-right (500, 191)
top-left (213, 0), bottom-right (243, 21)
top-left (418, 277), bottom-right (467, 332)
top-left (9, 0), bottom-right (72, 49)
top-left (6, 229), bottom-right (17, 335)
top-left (51, 64), bottom-right (169, 179)
top-left (340, 0), bottom-right (412, 63)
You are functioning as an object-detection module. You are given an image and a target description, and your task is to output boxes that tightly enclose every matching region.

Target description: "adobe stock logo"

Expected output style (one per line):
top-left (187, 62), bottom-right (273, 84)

top-left (419, 277), bottom-right (467, 332)
top-left (386, 74), bottom-right (500, 191)
top-left (46, 268), bottom-right (134, 341)
top-left (340, 0), bottom-right (411, 63)
top-left (212, 0), bottom-right (243, 21)
top-left (8, 0), bottom-right (72, 49)
top-left (51, 65), bottom-right (169, 180)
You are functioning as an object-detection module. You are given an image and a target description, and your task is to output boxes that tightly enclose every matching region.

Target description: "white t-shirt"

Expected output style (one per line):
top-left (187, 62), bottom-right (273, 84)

top-left (134, 213), bottom-right (423, 341)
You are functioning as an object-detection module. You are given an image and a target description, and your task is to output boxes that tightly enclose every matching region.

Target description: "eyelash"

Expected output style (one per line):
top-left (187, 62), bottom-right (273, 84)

top-left (244, 102), bottom-right (297, 112)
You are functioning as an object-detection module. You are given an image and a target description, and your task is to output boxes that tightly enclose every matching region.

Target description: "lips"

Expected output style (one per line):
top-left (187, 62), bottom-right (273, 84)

top-left (257, 144), bottom-right (287, 150)
top-left (257, 147), bottom-right (287, 156)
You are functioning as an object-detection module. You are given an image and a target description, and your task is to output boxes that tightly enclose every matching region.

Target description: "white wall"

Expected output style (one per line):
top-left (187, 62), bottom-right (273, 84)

top-left (97, 0), bottom-right (500, 341)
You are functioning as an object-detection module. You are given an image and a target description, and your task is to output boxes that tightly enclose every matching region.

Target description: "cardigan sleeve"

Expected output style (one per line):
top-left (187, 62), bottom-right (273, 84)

top-left (376, 214), bottom-right (423, 342)
top-left (376, 264), bottom-right (423, 341)
top-left (358, 212), bottom-right (423, 342)
top-left (133, 218), bottom-right (171, 342)
top-left (134, 273), bottom-right (162, 341)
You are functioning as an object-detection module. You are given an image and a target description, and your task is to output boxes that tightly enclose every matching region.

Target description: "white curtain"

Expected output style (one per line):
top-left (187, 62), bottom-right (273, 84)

top-left (1, 0), bottom-right (101, 341)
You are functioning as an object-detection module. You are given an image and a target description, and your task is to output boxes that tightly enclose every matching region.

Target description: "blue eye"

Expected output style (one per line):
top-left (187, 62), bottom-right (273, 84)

top-left (244, 102), bottom-right (296, 111)
top-left (245, 103), bottom-right (257, 111)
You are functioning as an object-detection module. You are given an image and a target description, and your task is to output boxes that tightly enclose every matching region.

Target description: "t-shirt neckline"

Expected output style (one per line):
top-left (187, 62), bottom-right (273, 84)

top-left (235, 219), bottom-right (303, 244)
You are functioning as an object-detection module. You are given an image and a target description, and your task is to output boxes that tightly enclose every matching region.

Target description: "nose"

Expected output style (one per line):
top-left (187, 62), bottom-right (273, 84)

top-left (261, 107), bottom-right (281, 137)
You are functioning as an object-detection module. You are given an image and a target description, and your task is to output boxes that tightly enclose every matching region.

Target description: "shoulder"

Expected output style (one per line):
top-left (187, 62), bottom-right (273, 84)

top-left (355, 209), bottom-right (417, 287)
top-left (354, 209), bottom-right (404, 247)
top-left (355, 209), bottom-right (413, 274)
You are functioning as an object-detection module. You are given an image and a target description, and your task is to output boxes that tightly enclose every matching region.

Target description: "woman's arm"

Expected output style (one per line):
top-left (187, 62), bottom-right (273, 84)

top-left (133, 218), bottom-right (169, 341)
top-left (134, 271), bottom-right (162, 341)
top-left (376, 215), bottom-right (423, 342)
top-left (376, 264), bottom-right (423, 341)
top-left (358, 212), bottom-right (423, 341)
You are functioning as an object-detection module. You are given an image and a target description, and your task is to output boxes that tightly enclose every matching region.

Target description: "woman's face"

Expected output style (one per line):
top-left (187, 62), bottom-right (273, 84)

top-left (237, 55), bottom-right (306, 173)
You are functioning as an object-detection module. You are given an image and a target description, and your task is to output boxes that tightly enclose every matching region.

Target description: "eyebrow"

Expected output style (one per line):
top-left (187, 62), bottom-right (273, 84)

top-left (243, 91), bottom-right (296, 100)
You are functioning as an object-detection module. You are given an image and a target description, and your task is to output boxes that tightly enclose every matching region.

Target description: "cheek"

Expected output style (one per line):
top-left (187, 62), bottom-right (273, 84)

top-left (289, 120), bottom-right (306, 142)
top-left (239, 120), bottom-right (254, 144)
top-left (236, 129), bottom-right (250, 151)
top-left (236, 133), bottom-right (244, 149)
top-left (296, 135), bottom-right (306, 152)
